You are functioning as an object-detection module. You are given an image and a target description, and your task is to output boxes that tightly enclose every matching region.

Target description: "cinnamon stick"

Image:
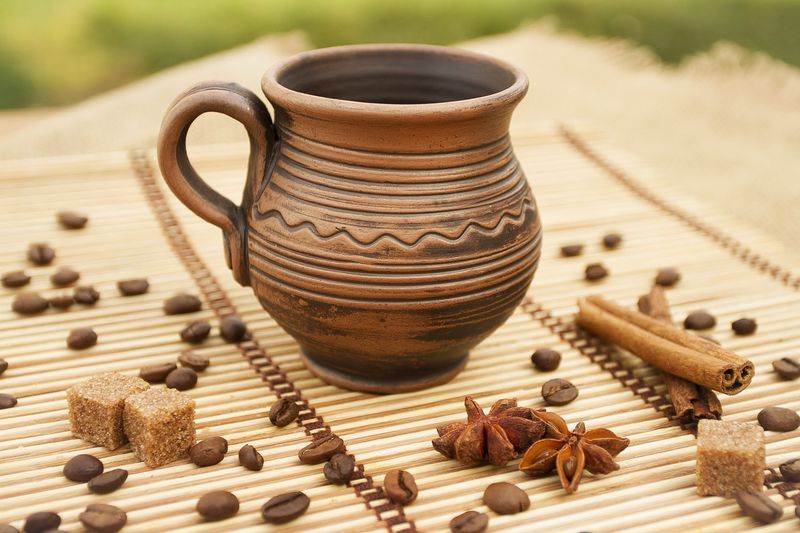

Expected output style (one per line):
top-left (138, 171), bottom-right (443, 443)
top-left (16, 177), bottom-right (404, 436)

top-left (638, 287), bottom-right (722, 420)
top-left (576, 294), bottom-right (754, 395)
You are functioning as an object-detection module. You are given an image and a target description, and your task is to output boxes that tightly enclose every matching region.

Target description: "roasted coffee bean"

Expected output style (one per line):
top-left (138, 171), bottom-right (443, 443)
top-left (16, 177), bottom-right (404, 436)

top-left (220, 315), bottom-right (248, 343)
top-left (757, 406), bottom-right (800, 432)
top-left (74, 285), bottom-right (100, 305)
top-left (684, 310), bottom-right (716, 330)
top-left (655, 267), bottom-right (681, 287)
top-left (49, 294), bottom-right (74, 310)
top-left (779, 458), bottom-right (800, 482)
top-left (531, 348), bottom-right (561, 371)
top-left (261, 491), bottom-right (310, 524)
top-left (164, 293), bottom-right (202, 315)
top-left (190, 436), bottom-right (228, 466)
top-left (88, 468), bottom-right (128, 494)
top-left (0, 524), bottom-right (19, 533)
top-left (773, 358), bottom-right (800, 380)
top-left (57, 211), bottom-right (88, 230)
top-left (0, 394), bottom-right (17, 409)
top-left (117, 278), bottom-right (149, 296)
top-left (79, 503), bottom-right (127, 533)
top-left (269, 397), bottom-right (300, 427)
top-left (139, 362), bottom-right (177, 383)
top-left (12, 292), bottom-right (49, 314)
top-left (239, 444), bottom-right (264, 471)
top-left (449, 511), bottom-right (489, 533)
top-left (27, 243), bottom-right (55, 266)
top-left (731, 318), bottom-right (757, 335)
top-left (584, 263), bottom-right (608, 281)
top-left (0, 358), bottom-right (7, 376)
top-left (67, 327), bottom-right (97, 350)
top-left (2, 270), bottom-right (30, 288)
top-left (560, 244), bottom-right (584, 258)
top-left (178, 350), bottom-right (209, 372)
top-left (180, 320), bottom-right (211, 344)
top-left (50, 266), bottom-right (79, 287)
top-left (541, 378), bottom-right (579, 406)
top-left (197, 491), bottom-right (239, 521)
top-left (63, 453), bottom-right (104, 482)
top-left (602, 232), bottom-right (623, 249)
top-left (735, 491), bottom-right (783, 524)
top-left (298, 434), bottom-right (345, 464)
top-left (483, 482), bottom-right (530, 515)
top-left (165, 367), bottom-right (197, 391)
top-left (23, 511), bottom-right (61, 533)
top-left (324, 453), bottom-right (355, 485)
top-left (384, 469), bottom-right (417, 504)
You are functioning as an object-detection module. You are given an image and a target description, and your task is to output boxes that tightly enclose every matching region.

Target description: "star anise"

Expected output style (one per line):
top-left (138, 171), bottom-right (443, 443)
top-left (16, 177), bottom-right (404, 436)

top-left (432, 396), bottom-right (546, 466)
top-left (519, 411), bottom-right (629, 493)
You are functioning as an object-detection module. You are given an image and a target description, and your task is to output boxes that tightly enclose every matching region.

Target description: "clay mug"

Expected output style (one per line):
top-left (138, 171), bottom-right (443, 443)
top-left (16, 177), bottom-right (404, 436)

top-left (157, 44), bottom-right (541, 393)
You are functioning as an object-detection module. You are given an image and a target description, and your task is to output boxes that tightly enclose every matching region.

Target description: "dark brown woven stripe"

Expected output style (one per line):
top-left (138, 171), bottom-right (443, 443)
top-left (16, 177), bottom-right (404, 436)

top-left (129, 151), bottom-right (416, 533)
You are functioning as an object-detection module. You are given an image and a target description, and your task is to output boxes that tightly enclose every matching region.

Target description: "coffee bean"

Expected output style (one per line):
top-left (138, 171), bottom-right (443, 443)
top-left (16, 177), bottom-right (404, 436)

top-left (50, 267), bottom-right (79, 287)
top-left (117, 278), bottom-right (149, 296)
top-left (655, 267), bottom-right (681, 287)
top-left (23, 511), bottom-right (61, 533)
top-left (0, 524), bottom-right (19, 533)
top-left (450, 511), bottom-right (489, 533)
top-left (384, 469), bottom-right (417, 504)
top-left (139, 362), bottom-right (177, 383)
top-left (584, 263), bottom-right (608, 281)
top-left (773, 358), bottom-right (800, 380)
top-left (239, 444), bottom-right (264, 471)
top-left (63, 453), bottom-right (104, 482)
top-left (531, 349), bottom-right (561, 371)
top-left (220, 315), bottom-right (248, 343)
top-left (0, 359), bottom-right (7, 376)
top-left (79, 503), bottom-right (127, 533)
top-left (74, 285), bottom-right (100, 305)
top-left (735, 490), bottom-right (783, 524)
top-left (269, 397), bottom-right (300, 427)
top-left (197, 491), bottom-right (239, 521)
top-left (2, 270), bottom-right (30, 288)
top-left (731, 318), bottom-right (757, 335)
top-left (324, 453), bottom-right (355, 485)
top-left (57, 211), bottom-right (88, 230)
top-left (298, 434), bottom-right (345, 464)
top-left (164, 293), bottom-right (202, 315)
top-left (758, 406), bottom-right (800, 432)
top-left (27, 243), bottom-right (55, 266)
top-left (165, 367), bottom-right (197, 391)
top-left (180, 320), bottom-right (211, 344)
top-left (12, 292), bottom-right (49, 314)
top-left (88, 468), bottom-right (128, 494)
top-left (560, 244), bottom-right (584, 257)
top-left (541, 378), bottom-right (579, 406)
top-left (178, 350), bottom-right (209, 371)
top-left (483, 482), bottom-right (530, 515)
top-left (49, 294), bottom-right (74, 310)
top-left (602, 232), bottom-right (623, 249)
top-left (190, 436), bottom-right (228, 466)
top-left (0, 394), bottom-right (17, 409)
top-left (261, 491), bottom-right (310, 524)
top-left (684, 310), bottom-right (716, 330)
top-left (67, 327), bottom-right (97, 350)
top-left (779, 458), bottom-right (800, 482)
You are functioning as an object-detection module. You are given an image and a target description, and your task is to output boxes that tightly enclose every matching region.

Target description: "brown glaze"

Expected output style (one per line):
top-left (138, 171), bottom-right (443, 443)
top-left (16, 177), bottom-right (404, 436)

top-left (157, 44), bottom-right (541, 393)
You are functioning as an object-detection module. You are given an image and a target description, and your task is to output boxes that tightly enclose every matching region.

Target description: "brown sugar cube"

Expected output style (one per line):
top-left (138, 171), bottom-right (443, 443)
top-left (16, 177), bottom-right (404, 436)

top-left (67, 372), bottom-right (150, 450)
top-left (124, 387), bottom-right (195, 467)
top-left (696, 419), bottom-right (765, 497)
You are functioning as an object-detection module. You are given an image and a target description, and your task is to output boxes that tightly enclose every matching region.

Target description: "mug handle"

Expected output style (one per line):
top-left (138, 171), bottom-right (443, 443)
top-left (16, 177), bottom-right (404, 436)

top-left (157, 81), bottom-right (277, 286)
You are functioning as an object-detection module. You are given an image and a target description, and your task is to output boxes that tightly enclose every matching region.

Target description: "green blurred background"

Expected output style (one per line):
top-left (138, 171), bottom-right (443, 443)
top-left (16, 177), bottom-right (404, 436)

top-left (2, 0), bottom-right (800, 109)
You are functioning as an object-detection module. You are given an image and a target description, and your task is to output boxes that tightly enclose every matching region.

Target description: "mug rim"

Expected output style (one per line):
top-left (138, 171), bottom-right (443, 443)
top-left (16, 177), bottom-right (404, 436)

top-left (262, 43), bottom-right (528, 122)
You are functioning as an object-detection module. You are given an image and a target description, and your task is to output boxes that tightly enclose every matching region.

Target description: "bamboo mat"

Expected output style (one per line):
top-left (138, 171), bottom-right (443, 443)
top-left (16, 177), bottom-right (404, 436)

top-left (1, 123), bottom-right (799, 532)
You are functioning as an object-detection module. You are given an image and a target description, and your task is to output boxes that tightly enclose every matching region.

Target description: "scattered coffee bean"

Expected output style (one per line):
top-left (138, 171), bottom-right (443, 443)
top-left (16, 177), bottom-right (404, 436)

top-left (541, 378), bottom-right (579, 406)
top-left (50, 266), bottom-right (79, 287)
top-left (74, 285), bottom-right (100, 305)
top-left (779, 458), bottom-right (800, 482)
top-left (63, 453), bottom-right (104, 482)
top-left (758, 407), bottom-right (800, 432)
top-left (239, 444), bottom-right (264, 471)
top-left (12, 292), bottom-right (49, 314)
top-left (27, 243), bottom-right (55, 266)
top-left (190, 436), bottom-right (228, 466)
top-left (684, 310), bottom-right (716, 330)
top-left (773, 358), bottom-right (800, 380)
top-left (49, 294), bottom-right (74, 310)
top-left (560, 243), bottom-right (584, 257)
top-left (2, 270), bottom-right (30, 288)
top-left (602, 232), bottom-right (622, 249)
top-left (0, 524), bottom-right (18, 533)
top-left (531, 348), bottom-right (561, 371)
top-left (79, 503), bottom-right (127, 533)
top-left (67, 327), bottom-right (97, 350)
top-left (178, 350), bottom-right (209, 372)
top-left (23, 511), bottom-right (61, 533)
top-left (735, 490), bottom-right (783, 524)
top-left (180, 320), bottom-right (211, 344)
top-left (117, 278), bottom-right (149, 296)
top-left (197, 491), bottom-right (239, 521)
top-left (483, 482), bottom-right (530, 515)
top-left (270, 397), bottom-right (300, 427)
top-left (139, 362), bottom-right (177, 383)
top-left (731, 318), bottom-right (757, 336)
top-left (57, 211), bottom-right (88, 230)
top-left (88, 468), bottom-right (128, 494)
top-left (384, 469), bottom-right (417, 504)
top-left (165, 367), bottom-right (198, 391)
top-left (584, 263), bottom-right (608, 281)
top-left (298, 434), bottom-right (345, 464)
top-left (450, 511), bottom-right (489, 533)
top-left (0, 359), bottom-right (7, 376)
top-left (220, 315), bottom-right (248, 343)
top-left (655, 267), bottom-right (681, 287)
top-left (261, 491), bottom-right (310, 524)
top-left (164, 293), bottom-right (202, 315)
top-left (0, 394), bottom-right (17, 409)
top-left (324, 453), bottom-right (355, 485)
